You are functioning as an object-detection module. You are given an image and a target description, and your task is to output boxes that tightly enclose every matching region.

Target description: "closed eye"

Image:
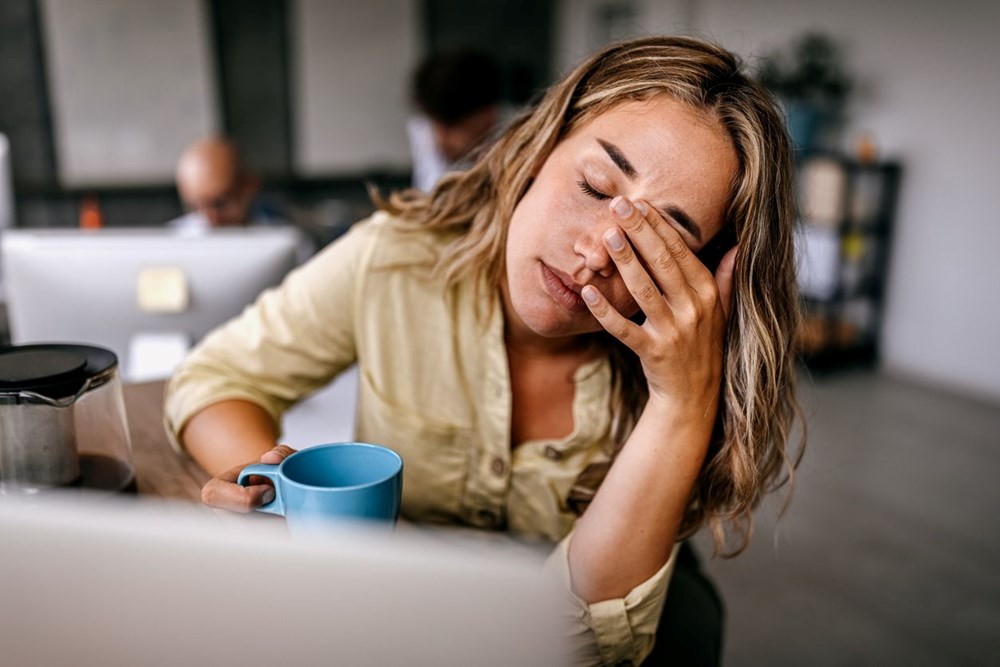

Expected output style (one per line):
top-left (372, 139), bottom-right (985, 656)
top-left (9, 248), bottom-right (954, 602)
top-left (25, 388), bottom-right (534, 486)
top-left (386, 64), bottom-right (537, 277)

top-left (577, 179), bottom-right (611, 201)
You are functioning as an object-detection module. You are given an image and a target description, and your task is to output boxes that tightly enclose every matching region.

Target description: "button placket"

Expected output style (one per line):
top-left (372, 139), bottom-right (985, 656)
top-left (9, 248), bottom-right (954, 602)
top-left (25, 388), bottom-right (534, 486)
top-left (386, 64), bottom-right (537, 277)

top-left (462, 312), bottom-right (511, 529)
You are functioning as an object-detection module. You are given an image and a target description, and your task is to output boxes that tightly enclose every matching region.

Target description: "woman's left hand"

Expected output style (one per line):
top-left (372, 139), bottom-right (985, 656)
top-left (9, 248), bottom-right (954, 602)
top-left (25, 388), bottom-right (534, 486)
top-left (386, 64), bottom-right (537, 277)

top-left (581, 196), bottom-right (737, 413)
top-left (201, 444), bottom-right (297, 513)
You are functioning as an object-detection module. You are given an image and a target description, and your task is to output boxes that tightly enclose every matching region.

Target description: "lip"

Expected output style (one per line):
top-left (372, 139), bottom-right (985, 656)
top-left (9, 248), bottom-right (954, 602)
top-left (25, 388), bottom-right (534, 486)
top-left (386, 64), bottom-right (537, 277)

top-left (540, 262), bottom-right (588, 313)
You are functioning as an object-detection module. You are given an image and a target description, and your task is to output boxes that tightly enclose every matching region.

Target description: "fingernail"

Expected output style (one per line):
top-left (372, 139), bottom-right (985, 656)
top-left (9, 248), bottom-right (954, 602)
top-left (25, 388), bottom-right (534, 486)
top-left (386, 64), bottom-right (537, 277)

top-left (261, 487), bottom-right (275, 505)
top-left (581, 285), bottom-right (599, 305)
top-left (611, 196), bottom-right (632, 218)
top-left (634, 200), bottom-right (648, 216)
top-left (605, 229), bottom-right (625, 251)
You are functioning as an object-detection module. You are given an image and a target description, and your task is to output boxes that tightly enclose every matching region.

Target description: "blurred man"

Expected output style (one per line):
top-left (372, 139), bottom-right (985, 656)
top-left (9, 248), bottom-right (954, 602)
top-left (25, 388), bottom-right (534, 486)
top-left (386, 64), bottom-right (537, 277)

top-left (170, 137), bottom-right (282, 231)
top-left (408, 50), bottom-right (503, 191)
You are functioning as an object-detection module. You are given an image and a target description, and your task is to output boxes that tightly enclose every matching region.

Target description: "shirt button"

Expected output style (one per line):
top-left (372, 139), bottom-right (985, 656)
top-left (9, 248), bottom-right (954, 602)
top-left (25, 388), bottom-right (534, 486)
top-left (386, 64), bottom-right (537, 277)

top-left (543, 445), bottom-right (562, 461)
top-left (477, 508), bottom-right (498, 527)
top-left (490, 457), bottom-right (506, 476)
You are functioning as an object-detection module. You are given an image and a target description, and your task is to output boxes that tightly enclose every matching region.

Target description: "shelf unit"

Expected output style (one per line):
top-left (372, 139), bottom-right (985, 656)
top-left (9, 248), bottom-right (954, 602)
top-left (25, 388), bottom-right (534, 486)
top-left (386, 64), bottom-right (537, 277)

top-left (793, 152), bottom-right (901, 369)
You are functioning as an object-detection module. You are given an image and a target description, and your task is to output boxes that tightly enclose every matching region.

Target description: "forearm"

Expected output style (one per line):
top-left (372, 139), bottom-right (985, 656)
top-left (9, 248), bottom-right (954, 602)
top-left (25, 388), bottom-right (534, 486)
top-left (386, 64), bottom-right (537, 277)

top-left (180, 400), bottom-right (279, 477)
top-left (568, 398), bottom-right (715, 603)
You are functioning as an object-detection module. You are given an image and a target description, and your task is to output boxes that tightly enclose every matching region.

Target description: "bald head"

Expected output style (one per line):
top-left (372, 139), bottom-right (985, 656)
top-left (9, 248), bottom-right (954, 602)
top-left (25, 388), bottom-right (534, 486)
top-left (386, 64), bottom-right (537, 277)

top-left (175, 137), bottom-right (258, 227)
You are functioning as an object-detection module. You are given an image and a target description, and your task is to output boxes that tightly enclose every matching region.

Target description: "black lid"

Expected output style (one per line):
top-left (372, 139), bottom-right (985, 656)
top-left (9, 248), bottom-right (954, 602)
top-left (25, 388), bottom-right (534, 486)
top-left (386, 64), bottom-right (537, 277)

top-left (0, 344), bottom-right (118, 399)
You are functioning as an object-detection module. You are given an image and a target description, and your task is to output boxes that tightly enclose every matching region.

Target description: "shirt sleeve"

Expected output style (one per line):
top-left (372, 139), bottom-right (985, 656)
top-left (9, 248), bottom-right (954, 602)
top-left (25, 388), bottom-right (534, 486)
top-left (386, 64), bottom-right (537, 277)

top-left (545, 532), bottom-right (679, 666)
top-left (163, 218), bottom-right (383, 452)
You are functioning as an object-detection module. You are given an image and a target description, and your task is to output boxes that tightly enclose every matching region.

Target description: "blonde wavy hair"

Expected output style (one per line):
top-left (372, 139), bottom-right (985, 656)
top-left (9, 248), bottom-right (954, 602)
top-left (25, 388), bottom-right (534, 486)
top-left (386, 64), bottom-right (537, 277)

top-left (378, 35), bottom-right (803, 556)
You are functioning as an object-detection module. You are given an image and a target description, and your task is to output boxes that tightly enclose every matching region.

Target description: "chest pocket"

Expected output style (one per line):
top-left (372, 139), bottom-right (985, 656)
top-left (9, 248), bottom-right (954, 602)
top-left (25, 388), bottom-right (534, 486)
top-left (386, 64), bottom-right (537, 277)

top-left (356, 372), bottom-right (470, 523)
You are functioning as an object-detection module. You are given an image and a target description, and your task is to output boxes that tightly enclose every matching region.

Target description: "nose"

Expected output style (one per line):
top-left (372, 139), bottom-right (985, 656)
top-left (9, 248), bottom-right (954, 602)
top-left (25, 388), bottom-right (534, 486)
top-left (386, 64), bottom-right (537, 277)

top-left (573, 228), bottom-right (615, 278)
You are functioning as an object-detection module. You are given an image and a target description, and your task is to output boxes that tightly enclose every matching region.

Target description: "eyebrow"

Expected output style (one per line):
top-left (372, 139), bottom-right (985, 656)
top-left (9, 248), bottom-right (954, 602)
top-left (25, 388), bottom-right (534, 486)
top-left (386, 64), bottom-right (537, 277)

top-left (597, 138), bottom-right (703, 243)
top-left (661, 205), bottom-right (702, 243)
top-left (598, 139), bottom-right (637, 179)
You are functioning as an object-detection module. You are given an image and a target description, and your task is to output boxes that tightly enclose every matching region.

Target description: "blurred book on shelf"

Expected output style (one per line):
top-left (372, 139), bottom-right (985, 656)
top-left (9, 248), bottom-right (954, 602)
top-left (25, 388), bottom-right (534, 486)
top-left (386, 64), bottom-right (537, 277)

top-left (798, 157), bottom-right (846, 225)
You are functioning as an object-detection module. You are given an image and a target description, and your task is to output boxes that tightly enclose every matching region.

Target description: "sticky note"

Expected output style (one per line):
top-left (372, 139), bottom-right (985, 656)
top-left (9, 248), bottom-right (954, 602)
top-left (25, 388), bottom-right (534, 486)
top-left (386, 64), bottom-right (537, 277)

top-left (136, 266), bottom-right (189, 313)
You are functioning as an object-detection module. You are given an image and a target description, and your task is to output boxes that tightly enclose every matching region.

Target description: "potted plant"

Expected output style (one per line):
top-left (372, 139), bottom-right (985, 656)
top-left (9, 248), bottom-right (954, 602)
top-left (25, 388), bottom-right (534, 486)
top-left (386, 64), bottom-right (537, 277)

top-left (756, 32), bottom-right (853, 151)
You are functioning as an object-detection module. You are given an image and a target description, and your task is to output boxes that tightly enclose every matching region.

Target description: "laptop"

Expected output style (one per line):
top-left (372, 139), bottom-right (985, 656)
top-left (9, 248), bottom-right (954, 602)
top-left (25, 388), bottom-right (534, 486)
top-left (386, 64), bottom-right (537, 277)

top-left (0, 493), bottom-right (567, 666)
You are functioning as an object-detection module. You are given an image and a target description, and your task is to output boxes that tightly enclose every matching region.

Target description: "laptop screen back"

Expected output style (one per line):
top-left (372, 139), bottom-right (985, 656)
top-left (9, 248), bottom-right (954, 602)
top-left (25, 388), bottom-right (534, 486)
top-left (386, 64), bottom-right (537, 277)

top-left (0, 494), bottom-right (567, 666)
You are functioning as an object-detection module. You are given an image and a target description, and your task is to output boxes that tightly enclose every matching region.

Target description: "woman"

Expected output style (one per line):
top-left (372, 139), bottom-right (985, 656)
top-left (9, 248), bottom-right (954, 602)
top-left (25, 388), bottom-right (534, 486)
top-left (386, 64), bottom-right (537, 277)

top-left (166, 36), bottom-right (802, 665)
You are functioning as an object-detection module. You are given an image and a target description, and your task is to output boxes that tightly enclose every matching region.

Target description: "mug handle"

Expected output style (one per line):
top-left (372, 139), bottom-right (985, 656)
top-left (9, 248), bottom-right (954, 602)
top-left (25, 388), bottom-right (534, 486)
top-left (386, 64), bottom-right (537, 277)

top-left (237, 464), bottom-right (285, 516)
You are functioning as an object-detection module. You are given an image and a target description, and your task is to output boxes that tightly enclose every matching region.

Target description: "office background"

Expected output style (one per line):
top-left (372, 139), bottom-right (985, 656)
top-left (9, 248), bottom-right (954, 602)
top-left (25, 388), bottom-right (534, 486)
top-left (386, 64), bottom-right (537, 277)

top-left (3, 0), bottom-right (997, 403)
top-left (1, 1), bottom-right (998, 663)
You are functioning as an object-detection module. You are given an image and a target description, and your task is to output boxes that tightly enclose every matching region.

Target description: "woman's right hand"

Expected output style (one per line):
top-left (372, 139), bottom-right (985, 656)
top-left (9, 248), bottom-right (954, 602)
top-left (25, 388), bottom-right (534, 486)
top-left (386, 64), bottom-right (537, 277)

top-left (200, 444), bottom-right (297, 512)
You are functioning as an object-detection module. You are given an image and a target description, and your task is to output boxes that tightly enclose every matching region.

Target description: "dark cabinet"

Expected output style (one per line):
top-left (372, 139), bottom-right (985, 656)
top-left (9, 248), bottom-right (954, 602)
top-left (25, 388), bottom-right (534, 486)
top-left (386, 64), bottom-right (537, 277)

top-left (793, 153), bottom-right (901, 368)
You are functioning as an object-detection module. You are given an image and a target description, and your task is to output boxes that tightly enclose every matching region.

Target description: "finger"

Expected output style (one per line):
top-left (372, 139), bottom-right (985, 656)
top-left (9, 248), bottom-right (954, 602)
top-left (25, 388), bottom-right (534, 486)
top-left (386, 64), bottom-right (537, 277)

top-left (215, 460), bottom-right (250, 483)
top-left (715, 246), bottom-right (738, 320)
top-left (602, 225), bottom-right (672, 323)
top-left (260, 444), bottom-right (296, 465)
top-left (581, 284), bottom-right (648, 354)
top-left (201, 472), bottom-right (275, 513)
top-left (633, 198), bottom-right (729, 309)
top-left (610, 197), bottom-right (696, 305)
top-left (632, 198), bottom-right (720, 293)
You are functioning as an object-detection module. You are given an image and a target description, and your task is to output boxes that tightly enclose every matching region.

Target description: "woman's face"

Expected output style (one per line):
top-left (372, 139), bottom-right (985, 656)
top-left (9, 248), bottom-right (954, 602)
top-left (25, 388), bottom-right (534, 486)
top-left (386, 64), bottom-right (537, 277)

top-left (503, 96), bottom-right (738, 341)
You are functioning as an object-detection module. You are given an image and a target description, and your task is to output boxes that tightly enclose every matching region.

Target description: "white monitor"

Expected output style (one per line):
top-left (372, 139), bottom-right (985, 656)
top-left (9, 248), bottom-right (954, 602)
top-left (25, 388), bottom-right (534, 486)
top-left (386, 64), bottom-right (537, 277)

top-left (1, 227), bottom-right (302, 381)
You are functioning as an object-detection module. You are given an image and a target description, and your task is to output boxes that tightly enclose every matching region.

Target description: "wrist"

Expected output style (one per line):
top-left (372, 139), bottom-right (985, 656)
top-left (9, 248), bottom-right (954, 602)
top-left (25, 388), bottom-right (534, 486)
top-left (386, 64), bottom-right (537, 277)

top-left (644, 388), bottom-right (720, 426)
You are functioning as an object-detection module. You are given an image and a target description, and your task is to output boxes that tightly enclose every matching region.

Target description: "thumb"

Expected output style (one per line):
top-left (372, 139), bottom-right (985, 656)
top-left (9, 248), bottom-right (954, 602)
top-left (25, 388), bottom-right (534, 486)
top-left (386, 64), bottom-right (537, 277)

top-left (715, 246), bottom-right (738, 320)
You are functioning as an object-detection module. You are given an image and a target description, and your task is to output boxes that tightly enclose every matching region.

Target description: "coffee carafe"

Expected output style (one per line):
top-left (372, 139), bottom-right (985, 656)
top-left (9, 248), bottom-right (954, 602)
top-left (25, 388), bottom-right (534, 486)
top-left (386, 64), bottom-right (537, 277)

top-left (0, 344), bottom-right (135, 495)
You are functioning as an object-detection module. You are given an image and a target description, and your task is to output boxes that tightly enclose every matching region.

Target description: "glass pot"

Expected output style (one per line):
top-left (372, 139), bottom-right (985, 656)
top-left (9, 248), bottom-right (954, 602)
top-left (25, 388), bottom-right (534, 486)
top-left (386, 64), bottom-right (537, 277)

top-left (0, 344), bottom-right (135, 495)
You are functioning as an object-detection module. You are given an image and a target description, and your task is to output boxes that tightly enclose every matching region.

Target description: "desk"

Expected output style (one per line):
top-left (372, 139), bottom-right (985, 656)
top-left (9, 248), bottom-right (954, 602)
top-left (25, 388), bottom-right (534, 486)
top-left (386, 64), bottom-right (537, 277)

top-left (123, 380), bottom-right (207, 501)
top-left (119, 380), bottom-right (538, 552)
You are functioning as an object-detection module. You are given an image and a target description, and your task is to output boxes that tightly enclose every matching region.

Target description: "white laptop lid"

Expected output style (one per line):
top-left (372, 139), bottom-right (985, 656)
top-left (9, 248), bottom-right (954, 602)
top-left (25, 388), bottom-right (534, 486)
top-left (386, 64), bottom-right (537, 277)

top-left (0, 494), bottom-right (567, 667)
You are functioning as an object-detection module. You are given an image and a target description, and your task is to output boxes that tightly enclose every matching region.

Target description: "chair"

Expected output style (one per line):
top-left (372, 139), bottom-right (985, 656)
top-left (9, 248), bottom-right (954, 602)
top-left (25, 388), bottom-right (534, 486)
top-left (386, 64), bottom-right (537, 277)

top-left (642, 541), bottom-right (725, 666)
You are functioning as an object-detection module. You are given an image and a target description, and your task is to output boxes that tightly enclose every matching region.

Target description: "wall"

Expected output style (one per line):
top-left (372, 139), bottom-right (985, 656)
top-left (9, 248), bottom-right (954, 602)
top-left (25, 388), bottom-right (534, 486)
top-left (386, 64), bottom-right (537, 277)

top-left (425, 0), bottom-right (556, 103)
top-left (0, 0), bottom-right (57, 187)
top-left (554, 0), bottom-right (695, 75)
top-left (211, 0), bottom-right (293, 177)
top-left (688, 0), bottom-right (1000, 401)
top-left (291, 0), bottom-right (417, 175)
top-left (40, 0), bottom-right (218, 186)
top-left (2, 0), bottom-right (410, 229)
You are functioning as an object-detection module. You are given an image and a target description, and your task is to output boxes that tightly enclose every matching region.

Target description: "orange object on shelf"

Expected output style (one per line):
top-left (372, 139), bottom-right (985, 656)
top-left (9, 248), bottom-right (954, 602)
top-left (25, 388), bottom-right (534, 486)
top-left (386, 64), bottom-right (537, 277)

top-left (79, 194), bottom-right (104, 229)
top-left (856, 132), bottom-right (878, 164)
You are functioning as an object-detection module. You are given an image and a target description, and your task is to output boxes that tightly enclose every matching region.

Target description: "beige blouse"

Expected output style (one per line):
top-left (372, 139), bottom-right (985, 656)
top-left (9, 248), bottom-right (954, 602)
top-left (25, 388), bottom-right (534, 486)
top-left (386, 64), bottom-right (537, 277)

top-left (164, 212), bottom-right (676, 666)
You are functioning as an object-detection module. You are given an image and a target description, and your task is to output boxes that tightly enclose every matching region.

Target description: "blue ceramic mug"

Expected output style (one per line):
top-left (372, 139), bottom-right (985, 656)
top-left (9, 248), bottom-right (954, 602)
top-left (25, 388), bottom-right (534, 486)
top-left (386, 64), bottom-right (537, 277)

top-left (237, 442), bottom-right (403, 536)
